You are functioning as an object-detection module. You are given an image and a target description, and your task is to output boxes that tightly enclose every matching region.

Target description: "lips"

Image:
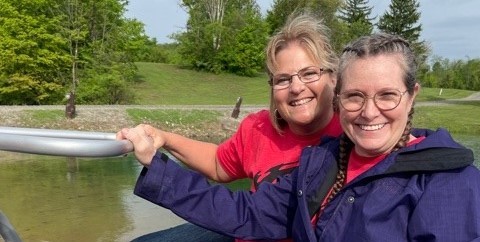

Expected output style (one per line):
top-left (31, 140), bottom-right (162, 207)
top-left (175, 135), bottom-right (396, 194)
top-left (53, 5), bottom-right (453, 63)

top-left (358, 123), bottom-right (386, 131)
top-left (289, 97), bottom-right (313, 106)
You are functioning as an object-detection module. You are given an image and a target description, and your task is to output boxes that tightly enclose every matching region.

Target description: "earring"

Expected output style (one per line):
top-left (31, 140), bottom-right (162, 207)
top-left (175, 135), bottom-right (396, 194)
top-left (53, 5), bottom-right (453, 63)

top-left (274, 109), bottom-right (283, 120)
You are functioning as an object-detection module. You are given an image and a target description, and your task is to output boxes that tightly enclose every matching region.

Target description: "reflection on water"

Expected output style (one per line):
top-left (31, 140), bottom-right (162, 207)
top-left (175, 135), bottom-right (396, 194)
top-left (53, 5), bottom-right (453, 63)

top-left (0, 134), bottom-right (478, 242)
top-left (0, 152), bottom-right (184, 242)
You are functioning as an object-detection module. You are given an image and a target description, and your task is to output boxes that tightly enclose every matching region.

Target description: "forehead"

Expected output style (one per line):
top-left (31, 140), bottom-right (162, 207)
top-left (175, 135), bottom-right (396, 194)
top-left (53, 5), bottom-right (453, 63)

top-left (274, 43), bottom-right (318, 73)
top-left (342, 54), bottom-right (405, 91)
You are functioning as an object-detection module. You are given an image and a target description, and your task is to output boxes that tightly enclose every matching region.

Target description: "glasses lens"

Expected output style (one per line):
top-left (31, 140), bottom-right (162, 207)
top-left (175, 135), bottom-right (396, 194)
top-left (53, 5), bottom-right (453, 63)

top-left (339, 91), bottom-right (365, 111)
top-left (299, 67), bottom-right (321, 83)
top-left (271, 66), bottom-right (322, 90)
top-left (339, 89), bottom-right (404, 112)
top-left (272, 75), bottom-right (291, 90)
top-left (374, 89), bottom-right (402, 110)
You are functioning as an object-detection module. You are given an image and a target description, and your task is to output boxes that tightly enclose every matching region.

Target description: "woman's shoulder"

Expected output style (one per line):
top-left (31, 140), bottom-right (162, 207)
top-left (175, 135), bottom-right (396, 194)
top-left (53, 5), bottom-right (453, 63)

top-left (240, 109), bottom-right (272, 127)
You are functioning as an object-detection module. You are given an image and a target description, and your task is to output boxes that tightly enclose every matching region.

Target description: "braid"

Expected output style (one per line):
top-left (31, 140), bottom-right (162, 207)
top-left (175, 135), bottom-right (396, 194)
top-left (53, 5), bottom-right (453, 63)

top-left (326, 134), bottom-right (352, 203)
top-left (393, 106), bottom-right (414, 151)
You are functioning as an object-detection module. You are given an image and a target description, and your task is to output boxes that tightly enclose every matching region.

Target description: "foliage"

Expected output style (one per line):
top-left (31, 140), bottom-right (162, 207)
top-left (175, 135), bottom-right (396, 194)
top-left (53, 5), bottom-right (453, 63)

top-left (0, 0), bottom-right (149, 105)
top-left (421, 57), bottom-right (480, 91)
top-left (376, 0), bottom-right (429, 65)
top-left (337, 0), bottom-right (374, 42)
top-left (174, 0), bottom-right (269, 76)
top-left (0, 0), bottom-right (70, 104)
top-left (265, 0), bottom-right (346, 52)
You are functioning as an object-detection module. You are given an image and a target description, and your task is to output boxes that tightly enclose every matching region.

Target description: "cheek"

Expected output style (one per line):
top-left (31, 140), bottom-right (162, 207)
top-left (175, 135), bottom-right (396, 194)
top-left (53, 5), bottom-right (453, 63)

top-left (272, 91), bottom-right (285, 105)
top-left (339, 110), bottom-right (355, 130)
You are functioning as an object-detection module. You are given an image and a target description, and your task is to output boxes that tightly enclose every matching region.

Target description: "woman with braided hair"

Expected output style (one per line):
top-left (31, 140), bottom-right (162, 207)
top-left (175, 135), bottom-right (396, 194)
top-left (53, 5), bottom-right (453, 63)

top-left (119, 33), bottom-right (480, 241)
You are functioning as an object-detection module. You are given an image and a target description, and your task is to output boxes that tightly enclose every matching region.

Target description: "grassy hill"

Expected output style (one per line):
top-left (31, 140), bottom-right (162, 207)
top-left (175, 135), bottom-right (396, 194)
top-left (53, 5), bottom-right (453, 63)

top-left (131, 62), bottom-right (476, 104)
top-left (131, 62), bottom-right (270, 105)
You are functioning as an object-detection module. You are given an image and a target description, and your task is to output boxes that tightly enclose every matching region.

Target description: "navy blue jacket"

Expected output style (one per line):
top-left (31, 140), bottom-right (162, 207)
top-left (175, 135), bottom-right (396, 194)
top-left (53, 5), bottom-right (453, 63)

top-left (134, 128), bottom-right (480, 241)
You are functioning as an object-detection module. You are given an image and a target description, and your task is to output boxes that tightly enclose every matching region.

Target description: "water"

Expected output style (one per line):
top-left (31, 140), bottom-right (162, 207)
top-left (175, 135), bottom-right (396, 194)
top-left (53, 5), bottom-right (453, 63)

top-left (0, 135), bottom-right (479, 242)
top-left (0, 153), bottom-right (185, 242)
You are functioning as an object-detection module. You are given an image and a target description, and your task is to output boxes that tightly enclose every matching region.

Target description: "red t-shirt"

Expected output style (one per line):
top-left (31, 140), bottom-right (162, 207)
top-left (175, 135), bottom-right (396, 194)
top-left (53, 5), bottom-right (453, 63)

top-left (217, 110), bottom-right (342, 191)
top-left (217, 110), bottom-right (342, 242)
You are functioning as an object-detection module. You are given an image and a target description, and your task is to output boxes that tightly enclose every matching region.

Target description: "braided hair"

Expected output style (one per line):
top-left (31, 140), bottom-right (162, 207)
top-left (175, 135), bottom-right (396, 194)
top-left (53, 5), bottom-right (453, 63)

top-left (327, 33), bottom-right (418, 204)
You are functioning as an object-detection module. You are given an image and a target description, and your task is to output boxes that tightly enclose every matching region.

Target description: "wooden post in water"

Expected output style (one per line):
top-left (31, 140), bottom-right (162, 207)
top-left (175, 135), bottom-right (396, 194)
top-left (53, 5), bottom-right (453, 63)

top-left (231, 97), bottom-right (243, 119)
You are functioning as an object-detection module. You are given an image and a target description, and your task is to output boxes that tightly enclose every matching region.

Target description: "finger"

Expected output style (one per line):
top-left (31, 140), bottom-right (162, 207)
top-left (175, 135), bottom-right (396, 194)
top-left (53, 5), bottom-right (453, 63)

top-left (115, 128), bottom-right (129, 140)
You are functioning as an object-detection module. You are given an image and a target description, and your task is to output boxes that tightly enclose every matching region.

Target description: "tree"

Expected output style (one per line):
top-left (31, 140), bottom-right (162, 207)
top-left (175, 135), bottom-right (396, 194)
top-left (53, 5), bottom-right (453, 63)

top-left (377, 0), bottom-right (429, 65)
top-left (0, 0), bottom-right (70, 104)
top-left (55, 0), bottom-right (140, 104)
top-left (265, 0), bottom-right (346, 52)
top-left (175, 0), bottom-right (268, 75)
top-left (265, 0), bottom-right (309, 35)
top-left (0, 0), bottom-right (148, 105)
top-left (338, 0), bottom-right (374, 42)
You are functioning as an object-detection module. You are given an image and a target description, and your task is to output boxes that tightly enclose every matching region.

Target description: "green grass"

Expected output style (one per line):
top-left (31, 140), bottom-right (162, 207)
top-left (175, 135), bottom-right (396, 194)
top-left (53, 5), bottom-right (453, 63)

top-left (415, 87), bottom-right (476, 101)
top-left (414, 102), bottom-right (480, 135)
top-left (126, 109), bottom-right (222, 127)
top-left (132, 62), bottom-right (270, 105)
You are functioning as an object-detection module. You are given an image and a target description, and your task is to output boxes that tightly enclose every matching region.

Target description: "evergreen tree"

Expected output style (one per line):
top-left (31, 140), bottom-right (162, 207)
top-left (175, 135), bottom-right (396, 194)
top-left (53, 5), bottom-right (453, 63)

top-left (338, 0), bottom-right (374, 42)
top-left (377, 0), bottom-right (429, 64)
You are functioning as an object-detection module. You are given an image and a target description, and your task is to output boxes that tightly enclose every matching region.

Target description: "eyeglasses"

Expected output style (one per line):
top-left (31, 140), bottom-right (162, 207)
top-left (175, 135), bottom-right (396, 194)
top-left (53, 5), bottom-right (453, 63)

top-left (269, 66), bottom-right (328, 90)
top-left (338, 89), bottom-right (408, 112)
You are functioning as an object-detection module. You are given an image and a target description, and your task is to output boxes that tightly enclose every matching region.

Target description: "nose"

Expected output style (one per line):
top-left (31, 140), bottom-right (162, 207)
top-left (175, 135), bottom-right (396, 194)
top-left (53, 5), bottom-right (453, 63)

top-left (289, 74), bottom-right (305, 93)
top-left (361, 97), bottom-right (380, 119)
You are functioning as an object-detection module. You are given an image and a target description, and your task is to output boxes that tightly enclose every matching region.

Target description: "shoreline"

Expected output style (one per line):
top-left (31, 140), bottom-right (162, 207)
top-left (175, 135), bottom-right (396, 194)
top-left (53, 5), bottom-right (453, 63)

top-left (0, 104), bottom-right (266, 141)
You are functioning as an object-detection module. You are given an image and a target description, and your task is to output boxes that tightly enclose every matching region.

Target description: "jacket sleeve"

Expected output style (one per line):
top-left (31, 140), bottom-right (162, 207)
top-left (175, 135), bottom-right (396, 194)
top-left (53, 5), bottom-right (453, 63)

top-left (134, 152), bottom-right (297, 240)
top-left (407, 165), bottom-right (480, 242)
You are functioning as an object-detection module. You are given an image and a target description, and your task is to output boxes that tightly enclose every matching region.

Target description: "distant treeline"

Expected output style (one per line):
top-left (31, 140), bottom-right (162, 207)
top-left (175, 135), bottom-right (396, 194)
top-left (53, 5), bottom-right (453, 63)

top-left (0, 0), bottom-right (478, 105)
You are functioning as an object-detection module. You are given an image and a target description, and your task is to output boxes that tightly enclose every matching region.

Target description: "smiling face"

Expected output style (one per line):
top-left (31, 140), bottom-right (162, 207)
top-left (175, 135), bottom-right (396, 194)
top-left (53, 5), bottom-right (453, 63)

top-left (339, 54), bottom-right (419, 157)
top-left (273, 43), bottom-right (336, 135)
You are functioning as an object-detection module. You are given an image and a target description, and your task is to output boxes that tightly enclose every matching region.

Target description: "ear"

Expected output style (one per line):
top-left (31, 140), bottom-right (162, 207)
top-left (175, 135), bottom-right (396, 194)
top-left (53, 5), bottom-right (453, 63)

top-left (412, 83), bottom-right (420, 99)
top-left (328, 72), bottom-right (337, 87)
top-left (408, 83), bottom-right (421, 109)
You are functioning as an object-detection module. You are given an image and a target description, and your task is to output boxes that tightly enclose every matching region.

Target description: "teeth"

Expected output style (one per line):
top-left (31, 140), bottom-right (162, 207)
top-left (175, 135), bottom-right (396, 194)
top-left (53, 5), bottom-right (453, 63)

top-left (290, 98), bottom-right (312, 106)
top-left (359, 123), bottom-right (385, 131)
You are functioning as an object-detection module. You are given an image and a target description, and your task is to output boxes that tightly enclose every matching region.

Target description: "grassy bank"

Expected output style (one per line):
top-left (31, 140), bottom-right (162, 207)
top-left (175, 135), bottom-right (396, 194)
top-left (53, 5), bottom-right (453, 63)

top-left (132, 62), bottom-right (270, 105)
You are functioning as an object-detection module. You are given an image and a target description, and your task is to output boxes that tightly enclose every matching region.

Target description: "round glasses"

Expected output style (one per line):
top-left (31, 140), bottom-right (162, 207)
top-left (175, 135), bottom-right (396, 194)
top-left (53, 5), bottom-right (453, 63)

top-left (338, 89), bottom-right (408, 112)
top-left (269, 66), bottom-right (328, 90)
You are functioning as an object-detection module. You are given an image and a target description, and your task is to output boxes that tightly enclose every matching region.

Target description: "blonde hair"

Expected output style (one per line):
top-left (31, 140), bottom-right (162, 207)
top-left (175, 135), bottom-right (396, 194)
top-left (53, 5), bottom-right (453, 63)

top-left (265, 13), bottom-right (338, 133)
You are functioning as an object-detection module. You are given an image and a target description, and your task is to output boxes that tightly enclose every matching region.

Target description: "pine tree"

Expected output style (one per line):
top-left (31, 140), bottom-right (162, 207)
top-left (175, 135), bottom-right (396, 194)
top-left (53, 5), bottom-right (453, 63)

top-left (377, 0), bottom-right (429, 62)
top-left (338, 0), bottom-right (374, 42)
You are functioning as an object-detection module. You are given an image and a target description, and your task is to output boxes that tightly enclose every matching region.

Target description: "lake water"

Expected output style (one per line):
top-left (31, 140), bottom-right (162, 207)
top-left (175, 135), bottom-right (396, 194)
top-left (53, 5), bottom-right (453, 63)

top-left (0, 153), bottom-right (186, 242)
top-left (0, 135), bottom-right (479, 242)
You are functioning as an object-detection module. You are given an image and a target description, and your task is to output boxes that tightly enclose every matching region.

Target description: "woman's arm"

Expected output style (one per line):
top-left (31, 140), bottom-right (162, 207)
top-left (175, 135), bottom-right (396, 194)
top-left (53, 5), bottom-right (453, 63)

top-left (134, 151), bottom-right (296, 240)
top-left (117, 124), bottom-right (231, 182)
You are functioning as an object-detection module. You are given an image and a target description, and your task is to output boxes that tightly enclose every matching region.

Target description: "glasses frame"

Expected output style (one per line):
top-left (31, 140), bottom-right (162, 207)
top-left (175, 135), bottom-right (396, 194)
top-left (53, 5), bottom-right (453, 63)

top-left (269, 66), bottom-right (328, 90)
top-left (337, 89), bottom-right (408, 112)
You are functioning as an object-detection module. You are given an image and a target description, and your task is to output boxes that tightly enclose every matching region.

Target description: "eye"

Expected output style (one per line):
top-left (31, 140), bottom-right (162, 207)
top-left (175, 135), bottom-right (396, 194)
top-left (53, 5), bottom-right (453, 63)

top-left (273, 76), bottom-right (291, 86)
top-left (343, 91), bottom-right (364, 102)
top-left (300, 68), bottom-right (320, 80)
top-left (377, 90), bottom-right (400, 101)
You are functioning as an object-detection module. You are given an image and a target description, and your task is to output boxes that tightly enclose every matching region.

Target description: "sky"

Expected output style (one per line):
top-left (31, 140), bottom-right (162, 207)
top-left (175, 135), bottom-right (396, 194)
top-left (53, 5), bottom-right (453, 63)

top-left (125, 0), bottom-right (480, 60)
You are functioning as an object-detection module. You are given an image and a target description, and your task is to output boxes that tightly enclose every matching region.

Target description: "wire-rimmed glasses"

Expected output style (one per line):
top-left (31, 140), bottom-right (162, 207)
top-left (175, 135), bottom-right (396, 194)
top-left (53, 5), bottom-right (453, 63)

top-left (269, 66), bottom-right (328, 90)
top-left (338, 89), bottom-right (408, 112)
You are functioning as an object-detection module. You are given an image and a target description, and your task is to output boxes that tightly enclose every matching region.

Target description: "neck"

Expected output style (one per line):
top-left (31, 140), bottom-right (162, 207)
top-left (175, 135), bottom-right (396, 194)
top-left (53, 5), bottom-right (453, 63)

top-left (289, 111), bottom-right (333, 136)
